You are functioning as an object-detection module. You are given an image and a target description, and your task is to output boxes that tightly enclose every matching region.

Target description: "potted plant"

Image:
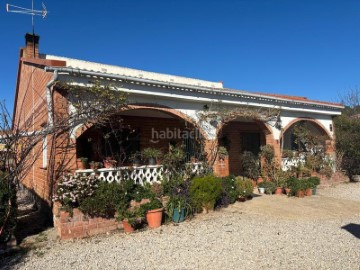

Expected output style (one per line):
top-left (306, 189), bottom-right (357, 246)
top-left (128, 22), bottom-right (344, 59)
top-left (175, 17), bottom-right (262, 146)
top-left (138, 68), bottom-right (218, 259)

top-left (303, 178), bottom-right (313, 196)
top-left (292, 179), bottom-right (305, 198)
top-left (167, 195), bottom-right (192, 223)
top-left (76, 157), bottom-right (88, 169)
top-left (142, 148), bottom-right (162, 165)
top-left (89, 161), bottom-right (102, 169)
top-left (103, 157), bottom-right (117, 168)
top-left (140, 198), bottom-right (163, 229)
top-left (130, 152), bottom-right (142, 166)
top-left (258, 181), bottom-right (276, 195)
top-left (308, 176), bottom-right (320, 195)
top-left (124, 208), bottom-right (144, 233)
top-left (257, 181), bottom-right (266, 194)
top-left (218, 146), bottom-right (228, 160)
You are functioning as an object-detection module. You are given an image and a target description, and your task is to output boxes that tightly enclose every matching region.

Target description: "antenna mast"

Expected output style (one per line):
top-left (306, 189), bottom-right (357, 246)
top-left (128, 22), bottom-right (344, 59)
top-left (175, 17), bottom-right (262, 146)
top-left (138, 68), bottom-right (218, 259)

top-left (6, 1), bottom-right (48, 57)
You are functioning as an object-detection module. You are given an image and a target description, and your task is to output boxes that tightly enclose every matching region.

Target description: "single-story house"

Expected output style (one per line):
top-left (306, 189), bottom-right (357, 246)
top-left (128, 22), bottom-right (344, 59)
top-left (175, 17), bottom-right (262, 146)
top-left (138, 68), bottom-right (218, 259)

top-left (12, 33), bottom-right (343, 207)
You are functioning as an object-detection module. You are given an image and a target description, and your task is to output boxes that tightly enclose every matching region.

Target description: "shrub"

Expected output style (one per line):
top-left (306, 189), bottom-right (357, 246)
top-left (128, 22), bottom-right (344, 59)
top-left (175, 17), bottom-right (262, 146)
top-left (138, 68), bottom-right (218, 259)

top-left (217, 176), bottom-right (238, 208)
top-left (53, 174), bottom-right (99, 210)
top-left (79, 181), bottom-right (124, 218)
top-left (308, 176), bottom-right (320, 188)
top-left (235, 177), bottom-right (253, 198)
top-left (190, 174), bottom-right (222, 212)
top-left (240, 151), bottom-right (260, 179)
top-left (0, 172), bottom-right (16, 243)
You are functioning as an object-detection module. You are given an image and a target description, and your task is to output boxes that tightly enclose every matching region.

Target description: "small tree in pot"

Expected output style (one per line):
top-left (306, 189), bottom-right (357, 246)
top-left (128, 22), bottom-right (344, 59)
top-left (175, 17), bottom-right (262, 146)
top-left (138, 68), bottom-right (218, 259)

top-left (142, 148), bottom-right (162, 165)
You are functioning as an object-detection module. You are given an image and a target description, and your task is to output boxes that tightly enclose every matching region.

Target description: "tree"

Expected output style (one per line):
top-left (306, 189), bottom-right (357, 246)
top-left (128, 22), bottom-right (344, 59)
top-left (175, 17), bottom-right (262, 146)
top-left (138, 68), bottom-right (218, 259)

top-left (0, 80), bottom-right (127, 241)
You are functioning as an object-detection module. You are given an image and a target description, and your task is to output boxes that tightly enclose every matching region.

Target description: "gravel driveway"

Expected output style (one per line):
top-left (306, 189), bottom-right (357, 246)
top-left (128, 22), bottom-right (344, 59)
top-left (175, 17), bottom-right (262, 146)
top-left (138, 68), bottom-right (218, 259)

top-left (2, 182), bottom-right (360, 270)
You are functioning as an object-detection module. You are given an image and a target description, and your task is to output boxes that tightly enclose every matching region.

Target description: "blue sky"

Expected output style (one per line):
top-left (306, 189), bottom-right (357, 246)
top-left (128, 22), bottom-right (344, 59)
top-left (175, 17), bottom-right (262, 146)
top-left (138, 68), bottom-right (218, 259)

top-left (1, 0), bottom-right (359, 112)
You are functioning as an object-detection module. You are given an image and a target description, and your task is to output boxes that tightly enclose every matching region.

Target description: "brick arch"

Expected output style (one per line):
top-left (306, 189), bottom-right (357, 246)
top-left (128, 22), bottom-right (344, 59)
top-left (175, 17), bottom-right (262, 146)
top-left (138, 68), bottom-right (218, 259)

top-left (280, 118), bottom-right (332, 140)
top-left (280, 117), bottom-right (333, 154)
top-left (214, 118), bottom-right (277, 176)
top-left (72, 103), bottom-right (209, 141)
top-left (216, 119), bottom-right (275, 145)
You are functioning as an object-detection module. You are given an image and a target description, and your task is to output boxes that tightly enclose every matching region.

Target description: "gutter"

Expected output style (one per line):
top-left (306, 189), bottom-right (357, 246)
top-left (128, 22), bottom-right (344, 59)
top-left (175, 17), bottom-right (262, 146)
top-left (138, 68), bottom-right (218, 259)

top-left (44, 67), bottom-right (344, 112)
top-left (45, 69), bottom-right (58, 127)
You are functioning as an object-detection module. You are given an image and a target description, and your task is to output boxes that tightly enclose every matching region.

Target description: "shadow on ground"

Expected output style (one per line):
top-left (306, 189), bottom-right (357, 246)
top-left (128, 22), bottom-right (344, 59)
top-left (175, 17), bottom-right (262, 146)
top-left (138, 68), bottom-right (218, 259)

top-left (341, 223), bottom-right (360, 239)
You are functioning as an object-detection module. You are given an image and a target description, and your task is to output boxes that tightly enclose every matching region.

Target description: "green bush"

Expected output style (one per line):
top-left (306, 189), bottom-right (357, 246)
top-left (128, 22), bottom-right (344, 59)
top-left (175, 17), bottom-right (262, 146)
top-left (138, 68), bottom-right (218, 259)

top-left (240, 151), bottom-right (260, 180)
top-left (235, 177), bottom-right (253, 198)
top-left (217, 176), bottom-right (238, 208)
top-left (79, 181), bottom-right (124, 218)
top-left (190, 174), bottom-right (222, 212)
top-left (308, 176), bottom-right (320, 188)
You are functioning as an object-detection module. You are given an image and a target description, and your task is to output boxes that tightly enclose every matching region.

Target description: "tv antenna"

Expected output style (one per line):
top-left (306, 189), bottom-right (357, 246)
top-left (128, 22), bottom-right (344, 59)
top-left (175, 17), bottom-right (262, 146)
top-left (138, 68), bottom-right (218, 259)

top-left (6, 1), bottom-right (48, 35)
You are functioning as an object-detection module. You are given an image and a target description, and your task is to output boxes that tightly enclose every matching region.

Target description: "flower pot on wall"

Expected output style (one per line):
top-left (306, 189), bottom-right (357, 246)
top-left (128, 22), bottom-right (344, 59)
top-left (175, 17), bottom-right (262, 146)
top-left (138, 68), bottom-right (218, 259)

top-left (148, 157), bottom-right (156, 165)
top-left (103, 159), bottom-right (117, 168)
top-left (146, 208), bottom-right (163, 228)
top-left (76, 158), bottom-right (88, 170)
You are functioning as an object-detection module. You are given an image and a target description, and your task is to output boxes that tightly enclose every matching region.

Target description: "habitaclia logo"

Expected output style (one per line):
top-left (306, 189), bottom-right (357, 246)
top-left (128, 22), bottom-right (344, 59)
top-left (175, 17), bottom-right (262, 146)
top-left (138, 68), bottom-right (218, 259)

top-left (150, 128), bottom-right (200, 143)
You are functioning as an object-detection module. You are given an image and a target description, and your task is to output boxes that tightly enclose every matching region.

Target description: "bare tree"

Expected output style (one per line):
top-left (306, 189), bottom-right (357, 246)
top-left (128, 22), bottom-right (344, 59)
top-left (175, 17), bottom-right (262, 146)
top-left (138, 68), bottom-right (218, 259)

top-left (0, 80), bottom-right (127, 241)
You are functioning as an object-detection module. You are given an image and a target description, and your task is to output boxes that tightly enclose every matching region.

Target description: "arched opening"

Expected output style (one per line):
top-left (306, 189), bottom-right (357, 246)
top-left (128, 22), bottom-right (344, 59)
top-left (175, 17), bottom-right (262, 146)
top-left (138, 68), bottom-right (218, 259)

top-left (216, 118), bottom-right (273, 176)
top-left (281, 119), bottom-right (331, 154)
top-left (75, 108), bottom-right (204, 166)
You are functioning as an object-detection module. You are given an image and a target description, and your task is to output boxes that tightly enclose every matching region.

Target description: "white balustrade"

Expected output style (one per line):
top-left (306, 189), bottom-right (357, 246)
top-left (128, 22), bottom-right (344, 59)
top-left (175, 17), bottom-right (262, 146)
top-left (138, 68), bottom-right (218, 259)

top-left (75, 162), bottom-right (204, 185)
top-left (281, 157), bottom-right (305, 171)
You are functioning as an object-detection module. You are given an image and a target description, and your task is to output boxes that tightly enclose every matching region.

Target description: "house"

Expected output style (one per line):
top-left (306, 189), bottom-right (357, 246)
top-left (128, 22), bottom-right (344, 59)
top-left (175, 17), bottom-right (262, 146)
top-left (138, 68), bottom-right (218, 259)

top-left (12, 33), bottom-right (343, 210)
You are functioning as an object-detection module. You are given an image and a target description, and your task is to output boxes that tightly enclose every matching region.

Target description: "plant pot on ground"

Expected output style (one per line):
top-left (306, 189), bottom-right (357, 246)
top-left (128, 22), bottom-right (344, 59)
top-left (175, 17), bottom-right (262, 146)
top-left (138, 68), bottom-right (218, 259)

top-left (258, 181), bottom-right (276, 195)
top-left (308, 176), bottom-right (320, 195)
top-left (167, 195), bottom-right (192, 223)
top-left (142, 148), bottom-right (162, 165)
top-left (275, 187), bottom-right (283, 195)
top-left (140, 198), bottom-right (163, 229)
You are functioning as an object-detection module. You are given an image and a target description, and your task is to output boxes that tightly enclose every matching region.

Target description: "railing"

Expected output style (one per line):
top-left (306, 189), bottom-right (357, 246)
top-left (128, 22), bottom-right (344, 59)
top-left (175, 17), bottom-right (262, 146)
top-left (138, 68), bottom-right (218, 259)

top-left (281, 157), bottom-right (305, 171)
top-left (75, 162), bottom-right (205, 185)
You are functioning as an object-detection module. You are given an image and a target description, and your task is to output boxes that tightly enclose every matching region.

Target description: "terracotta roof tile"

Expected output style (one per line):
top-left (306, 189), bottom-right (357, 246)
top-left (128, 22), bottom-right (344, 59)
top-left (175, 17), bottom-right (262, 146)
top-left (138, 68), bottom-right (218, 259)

top-left (255, 92), bottom-right (343, 108)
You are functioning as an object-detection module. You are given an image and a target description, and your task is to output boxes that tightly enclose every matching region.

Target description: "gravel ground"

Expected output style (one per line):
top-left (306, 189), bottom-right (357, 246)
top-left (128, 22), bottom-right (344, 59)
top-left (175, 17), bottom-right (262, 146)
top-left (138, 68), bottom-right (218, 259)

top-left (2, 182), bottom-right (360, 270)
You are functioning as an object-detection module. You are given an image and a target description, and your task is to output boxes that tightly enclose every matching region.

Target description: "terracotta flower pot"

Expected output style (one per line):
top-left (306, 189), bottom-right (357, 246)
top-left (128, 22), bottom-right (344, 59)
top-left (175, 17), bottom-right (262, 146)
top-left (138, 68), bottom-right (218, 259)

top-left (103, 160), bottom-right (116, 168)
top-left (146, 208), bottom-right (163, 229)
top-left (296, 190), bottom-right (305, 198)
top-left (76, 158), bottom-right (87, 170)
top-left (122, 220), bottom-right (134, 233)
top-left (257, 177), bottom-right (264, 185)
top-left (275, 187), bottom-right (283, 195)
top-left (305, 188), bottom-right (312, 196)
top-left (285, 188), bottom-right (291, 195)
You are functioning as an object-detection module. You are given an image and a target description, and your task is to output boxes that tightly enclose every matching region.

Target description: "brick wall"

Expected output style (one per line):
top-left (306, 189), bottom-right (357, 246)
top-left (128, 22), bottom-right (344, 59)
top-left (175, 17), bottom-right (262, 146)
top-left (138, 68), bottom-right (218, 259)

top-left (53, 203), bottom-right (122, 240)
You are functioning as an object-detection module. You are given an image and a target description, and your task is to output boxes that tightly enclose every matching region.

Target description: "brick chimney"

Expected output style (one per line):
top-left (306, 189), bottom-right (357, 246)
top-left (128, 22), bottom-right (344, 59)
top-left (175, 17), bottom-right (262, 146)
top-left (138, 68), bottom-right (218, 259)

top-left (25, 33), bottom-right (40, 58)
